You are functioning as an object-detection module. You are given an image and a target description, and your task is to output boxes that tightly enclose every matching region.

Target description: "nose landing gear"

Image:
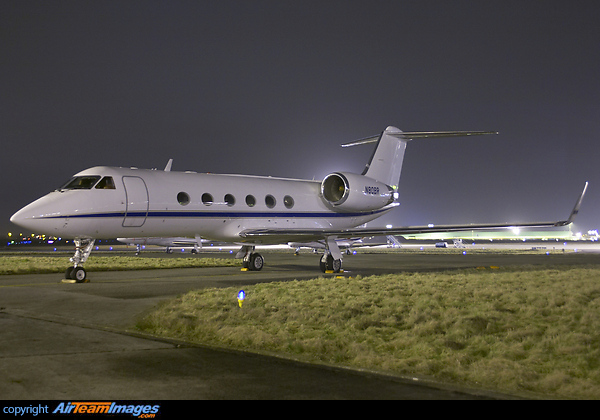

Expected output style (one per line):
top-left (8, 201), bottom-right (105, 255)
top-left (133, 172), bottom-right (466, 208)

top-left (64, 238), bottom-right (95, 283)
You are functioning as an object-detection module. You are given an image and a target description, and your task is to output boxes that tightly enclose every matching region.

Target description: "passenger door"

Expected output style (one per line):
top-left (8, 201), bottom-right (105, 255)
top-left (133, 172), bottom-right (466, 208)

top-left (122, 176), bottom-right (149, 227)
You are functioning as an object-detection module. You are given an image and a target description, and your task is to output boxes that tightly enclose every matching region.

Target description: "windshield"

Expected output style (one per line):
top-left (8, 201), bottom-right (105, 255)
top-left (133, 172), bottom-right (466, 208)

top-left (95, 176), bottom-right (116, 189)
top-left (58, 176), bottom-right (101, 190)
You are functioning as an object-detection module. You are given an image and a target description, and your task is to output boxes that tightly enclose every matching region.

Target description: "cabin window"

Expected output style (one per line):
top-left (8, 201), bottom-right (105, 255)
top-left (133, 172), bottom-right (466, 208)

top-left (177, 192), bottom-right (190, 206)
top-left (59, 176), bottom-right (101, 190)
top-left (265, 194), bottom-right (276, 209)
top-left (245, 195), bottom-right (256, 207)
top-left (224, 194), bottom-right (235, 207)
top-left (95, 176), bottom-right (116, 190)
top-left (284, 195), bottom-right (294, 209)
top-left (202, 193), bottom-right (213, 206)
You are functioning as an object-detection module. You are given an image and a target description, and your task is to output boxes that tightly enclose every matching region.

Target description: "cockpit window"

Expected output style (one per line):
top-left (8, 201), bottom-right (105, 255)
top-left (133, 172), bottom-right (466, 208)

top-left (95, 176), bottom-right (116, 189)
top-left (59, 176), bottom-right (101, 190)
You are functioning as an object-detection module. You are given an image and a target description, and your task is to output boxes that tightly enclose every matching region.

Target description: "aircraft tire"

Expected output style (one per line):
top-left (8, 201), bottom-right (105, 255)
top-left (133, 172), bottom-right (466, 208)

top-left (320, 254), bottom-right (341, 273)
top-left (249, 253), bottom-right (264, 271)
top-left (320, 254), bottom-right (333, 272)
top-left (71, 267), bottom-right (87, 283)
top-left (332, 258), bottom-right (342, 273)
top-left (65, 267), bottom-right (74, 279)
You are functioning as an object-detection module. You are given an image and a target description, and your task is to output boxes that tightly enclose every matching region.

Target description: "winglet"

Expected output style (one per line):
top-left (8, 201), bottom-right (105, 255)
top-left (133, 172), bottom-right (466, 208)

top-left (164, 159), bottom-right (173, 172)
top-left (558, 182), bottom-right (588, 226)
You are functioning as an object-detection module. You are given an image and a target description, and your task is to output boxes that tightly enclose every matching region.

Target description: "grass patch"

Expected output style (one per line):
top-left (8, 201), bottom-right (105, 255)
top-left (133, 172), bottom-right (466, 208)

top-left (0, 255), bottom-right (239, 275)
top-left (138, 265), bottom-right (600, 399)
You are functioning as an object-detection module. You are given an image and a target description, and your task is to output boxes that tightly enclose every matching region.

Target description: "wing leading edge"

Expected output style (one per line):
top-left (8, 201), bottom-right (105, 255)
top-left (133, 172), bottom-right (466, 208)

top-left (239, 182), bottom-right (588, 242)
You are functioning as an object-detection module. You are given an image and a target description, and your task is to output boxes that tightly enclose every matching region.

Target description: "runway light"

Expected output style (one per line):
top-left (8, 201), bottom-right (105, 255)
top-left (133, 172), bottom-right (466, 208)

top-left (237, 290), bottom-right (246, 308)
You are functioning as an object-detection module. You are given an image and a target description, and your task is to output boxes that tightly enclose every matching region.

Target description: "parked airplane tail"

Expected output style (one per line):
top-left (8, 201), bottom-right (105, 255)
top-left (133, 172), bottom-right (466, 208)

top-left (361, 126), bottom-right (408, 188)
top-left (343, 127), bottom-right (498, 189)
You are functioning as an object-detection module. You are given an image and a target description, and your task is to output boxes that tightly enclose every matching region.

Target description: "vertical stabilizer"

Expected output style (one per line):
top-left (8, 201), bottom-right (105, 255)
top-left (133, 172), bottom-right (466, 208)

top-left (362, 126), bottom-right (408, 189)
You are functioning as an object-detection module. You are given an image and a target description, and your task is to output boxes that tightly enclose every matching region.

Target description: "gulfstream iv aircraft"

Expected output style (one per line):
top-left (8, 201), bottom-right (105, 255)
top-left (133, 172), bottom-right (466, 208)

top-left (10, 126), bottom-right (588, 282)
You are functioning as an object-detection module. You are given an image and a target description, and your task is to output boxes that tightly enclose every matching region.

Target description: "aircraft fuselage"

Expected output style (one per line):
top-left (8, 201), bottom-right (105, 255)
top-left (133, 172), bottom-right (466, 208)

top-left (11, 166), bottom-right (393, 243)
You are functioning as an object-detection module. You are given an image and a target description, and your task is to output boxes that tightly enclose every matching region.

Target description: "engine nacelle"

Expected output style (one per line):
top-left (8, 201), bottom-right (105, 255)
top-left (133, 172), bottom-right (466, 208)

top-left (321, 172), bottom-right (395, 212)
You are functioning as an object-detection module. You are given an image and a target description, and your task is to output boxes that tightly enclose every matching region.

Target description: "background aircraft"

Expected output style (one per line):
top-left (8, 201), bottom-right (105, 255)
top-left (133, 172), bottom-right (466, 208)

top-left (117, 236), bottom-right (206, 255)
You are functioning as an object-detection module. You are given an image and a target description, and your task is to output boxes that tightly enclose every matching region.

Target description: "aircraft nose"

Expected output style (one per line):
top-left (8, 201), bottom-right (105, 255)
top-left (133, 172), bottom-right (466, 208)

top-left (10, 205), bottom-right (35, 230)
top-left (10, 196), bottom-right (56, 232)
top-left (10, 209), bottom-right (21, 224)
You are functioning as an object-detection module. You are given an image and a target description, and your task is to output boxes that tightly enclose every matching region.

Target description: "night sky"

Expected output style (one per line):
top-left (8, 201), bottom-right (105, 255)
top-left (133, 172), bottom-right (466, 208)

top-left (2, 1), bottom-right (599, 237)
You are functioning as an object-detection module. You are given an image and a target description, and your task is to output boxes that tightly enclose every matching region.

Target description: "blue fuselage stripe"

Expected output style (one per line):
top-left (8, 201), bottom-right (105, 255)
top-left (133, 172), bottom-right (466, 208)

top-left (45, 209), bottom-right (387, 219)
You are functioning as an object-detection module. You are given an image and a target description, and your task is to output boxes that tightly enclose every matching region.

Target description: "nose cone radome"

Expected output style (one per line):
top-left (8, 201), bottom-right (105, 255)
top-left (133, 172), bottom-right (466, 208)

top-left (10, 208), bottom-right (24, 225)
top-left (10, 203), bottom-right (42, 231)
top-left (10, 194), bottom-right (61, 233)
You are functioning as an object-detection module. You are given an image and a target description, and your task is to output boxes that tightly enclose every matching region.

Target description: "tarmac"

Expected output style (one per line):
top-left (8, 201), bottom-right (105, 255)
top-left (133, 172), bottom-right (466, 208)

top-left (1, 244), bottom-right (599, 400)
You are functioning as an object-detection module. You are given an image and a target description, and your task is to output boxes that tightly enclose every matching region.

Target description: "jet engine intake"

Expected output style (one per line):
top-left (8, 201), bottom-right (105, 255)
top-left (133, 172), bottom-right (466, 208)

top-left (321, 172), bottom-right (394, 212)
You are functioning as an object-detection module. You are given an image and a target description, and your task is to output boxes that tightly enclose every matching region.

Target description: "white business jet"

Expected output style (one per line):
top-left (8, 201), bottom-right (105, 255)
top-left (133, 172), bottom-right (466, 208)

top-left (10, 126), bottom-right (587, 282)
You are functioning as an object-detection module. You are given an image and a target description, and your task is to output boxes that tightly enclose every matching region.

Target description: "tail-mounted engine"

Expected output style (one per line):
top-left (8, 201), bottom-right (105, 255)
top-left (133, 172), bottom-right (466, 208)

top-left (321, 172), bottom-right (395, 212)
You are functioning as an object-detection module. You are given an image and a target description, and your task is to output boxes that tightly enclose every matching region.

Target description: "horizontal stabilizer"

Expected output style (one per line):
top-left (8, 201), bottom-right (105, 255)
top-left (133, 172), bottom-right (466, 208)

top-left (342, 131), bottom-right (498, 147)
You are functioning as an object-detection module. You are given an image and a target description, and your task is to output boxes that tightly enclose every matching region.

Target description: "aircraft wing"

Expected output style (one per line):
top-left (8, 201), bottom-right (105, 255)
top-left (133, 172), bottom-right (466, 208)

top-left (240, 182), bottom-right (588, 242)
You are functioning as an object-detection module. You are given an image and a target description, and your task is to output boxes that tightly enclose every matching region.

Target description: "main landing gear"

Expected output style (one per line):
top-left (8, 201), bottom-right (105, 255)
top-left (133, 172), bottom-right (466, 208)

top-left (64, 238), bottom-right (95, 283)
top-left (320, 253), bottom-right (342, 273)
top-left (237, 239), bottom-right (343, 273)
top-left (237, 245), bottom-right (264, 271)
top-left (320, 237), bottom-right (343, 273)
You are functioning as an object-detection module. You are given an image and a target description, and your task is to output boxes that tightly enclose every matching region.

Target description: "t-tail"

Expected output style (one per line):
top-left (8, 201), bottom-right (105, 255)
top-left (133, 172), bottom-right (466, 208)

top-left (320, 127), bottom-right (497, 213)
top-left (343, 126), bottom-right (498, 189)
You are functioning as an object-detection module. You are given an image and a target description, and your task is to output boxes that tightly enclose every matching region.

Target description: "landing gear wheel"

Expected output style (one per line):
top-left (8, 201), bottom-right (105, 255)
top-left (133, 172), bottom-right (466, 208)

top-left (249, 253), bottom-right (264, 271)
top-left (320, 254), bottom-right (342, 273)
top-left (71, 267), bottom-right (87, 283)
top-left (332, 258), bottom-right (342, 273)
top-left (238, 246), bottom-right (264, 272)
top-left (65, 238), bottom-right (95, 282)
